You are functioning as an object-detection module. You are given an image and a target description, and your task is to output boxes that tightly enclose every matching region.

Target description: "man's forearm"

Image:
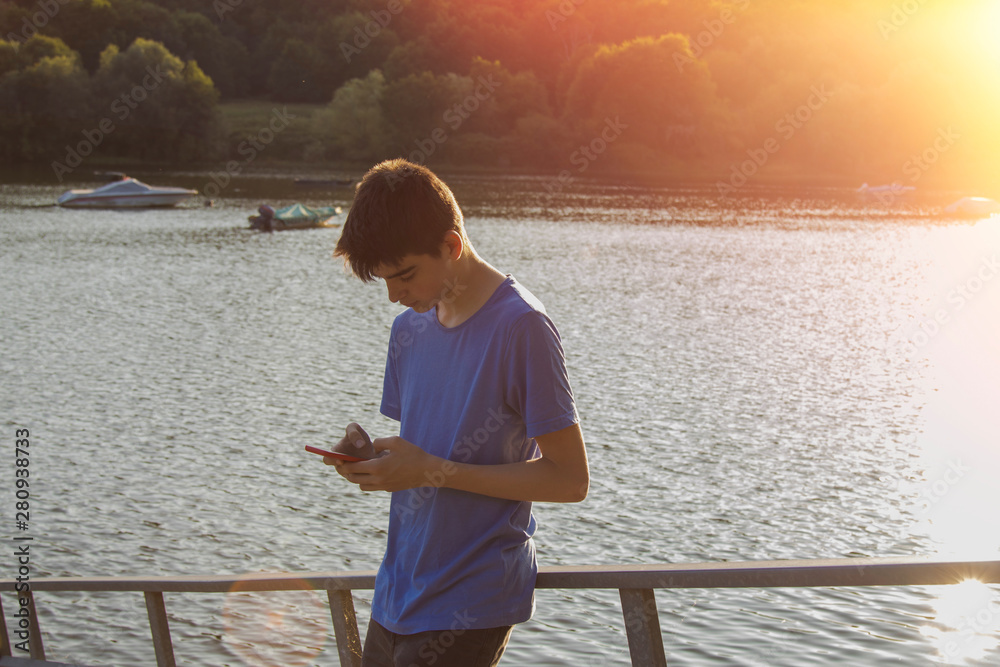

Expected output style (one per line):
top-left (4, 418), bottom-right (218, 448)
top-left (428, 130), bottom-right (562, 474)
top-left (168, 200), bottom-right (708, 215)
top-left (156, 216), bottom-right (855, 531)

top-left (441, 457), bottom-right (589, 502)
top-left (341, 424), bottom-right (590, 499)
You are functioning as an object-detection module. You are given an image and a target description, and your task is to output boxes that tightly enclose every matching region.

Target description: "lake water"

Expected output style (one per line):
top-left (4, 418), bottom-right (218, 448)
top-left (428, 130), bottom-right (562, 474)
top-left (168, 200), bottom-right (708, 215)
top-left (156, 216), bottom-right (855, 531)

top-left (2, 173), bottom-right (999, 666)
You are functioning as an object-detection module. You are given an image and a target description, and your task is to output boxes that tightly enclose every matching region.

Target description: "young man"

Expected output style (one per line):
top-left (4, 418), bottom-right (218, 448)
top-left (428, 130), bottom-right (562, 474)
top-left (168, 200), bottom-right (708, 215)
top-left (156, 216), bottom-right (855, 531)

top-left (329, 159), bottom-right (589, 667)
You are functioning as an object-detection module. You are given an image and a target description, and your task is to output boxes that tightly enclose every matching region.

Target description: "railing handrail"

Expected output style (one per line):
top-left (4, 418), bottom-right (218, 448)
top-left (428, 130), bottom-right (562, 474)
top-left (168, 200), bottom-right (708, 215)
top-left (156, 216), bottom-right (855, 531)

top-left (3, 557), bottom-right (999, 667)
top-left (3, 556), bottom-right (999, 593)
top-left (0, 571), bottom-right (378, 594)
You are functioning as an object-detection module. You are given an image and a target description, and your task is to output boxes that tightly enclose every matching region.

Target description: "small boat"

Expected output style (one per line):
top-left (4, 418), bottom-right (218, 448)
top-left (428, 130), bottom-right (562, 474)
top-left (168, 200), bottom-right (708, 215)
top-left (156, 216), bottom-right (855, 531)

top-left (248, 203), bottom-right (342, 232)
top-left (58, 177), bottom-right (197, 208)
top-left (943, 196), bottom-right (1000, 217)
top-left (857, 182), bottom-right (916, 197)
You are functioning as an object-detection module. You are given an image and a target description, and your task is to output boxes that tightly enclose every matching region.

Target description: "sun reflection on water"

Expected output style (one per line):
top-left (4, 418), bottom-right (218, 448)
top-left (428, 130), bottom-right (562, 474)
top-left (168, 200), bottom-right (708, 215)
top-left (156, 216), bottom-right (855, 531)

top-left (921, 580), bottom-right (1000, 665)
top-left (221, 575), bottom-right (329, 667)
top-left (905, 219), bottom-right (1000, 664)
top-left (911, 221), bottom-right (1000, 554)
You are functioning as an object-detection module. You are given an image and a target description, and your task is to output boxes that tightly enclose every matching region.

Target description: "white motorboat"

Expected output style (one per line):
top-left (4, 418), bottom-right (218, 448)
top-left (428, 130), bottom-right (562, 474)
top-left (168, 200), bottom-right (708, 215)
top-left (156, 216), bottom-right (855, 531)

top-left (57, 177), bottom-right (197, 208)
top-left (943, 196), bottom-right (1000, 217)
top-left (857, 182), bottom-right (916, 197)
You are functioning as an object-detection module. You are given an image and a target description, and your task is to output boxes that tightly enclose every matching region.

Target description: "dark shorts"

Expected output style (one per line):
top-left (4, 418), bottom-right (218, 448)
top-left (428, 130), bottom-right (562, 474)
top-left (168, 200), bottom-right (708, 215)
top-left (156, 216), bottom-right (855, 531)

top-left (361, 619), bottom-right (514, 667)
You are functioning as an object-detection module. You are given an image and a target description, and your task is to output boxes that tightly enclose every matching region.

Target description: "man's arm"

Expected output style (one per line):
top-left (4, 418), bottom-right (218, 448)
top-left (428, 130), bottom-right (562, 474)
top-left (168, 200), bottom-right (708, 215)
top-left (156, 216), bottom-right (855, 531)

top-left (332, 422), bottom-right (589, 502)
top-left (443, 422), bottom-right (589, 502)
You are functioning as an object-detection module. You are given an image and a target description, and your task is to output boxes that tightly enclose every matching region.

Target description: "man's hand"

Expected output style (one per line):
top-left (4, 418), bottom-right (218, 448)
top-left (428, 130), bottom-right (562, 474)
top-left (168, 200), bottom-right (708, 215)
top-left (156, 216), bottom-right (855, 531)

top-left (329, 424), bottom-right (589, 504)
top-left (325, 422), bottom-right (377, 461)
top-left (334, 436), bottom-right (446, 492)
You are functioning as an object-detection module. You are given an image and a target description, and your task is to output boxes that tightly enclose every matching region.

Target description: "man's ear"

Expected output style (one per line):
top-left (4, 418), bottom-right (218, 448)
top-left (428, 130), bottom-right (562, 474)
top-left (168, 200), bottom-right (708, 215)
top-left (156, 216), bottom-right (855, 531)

top-left (442, 230), bottom-right (464, 260)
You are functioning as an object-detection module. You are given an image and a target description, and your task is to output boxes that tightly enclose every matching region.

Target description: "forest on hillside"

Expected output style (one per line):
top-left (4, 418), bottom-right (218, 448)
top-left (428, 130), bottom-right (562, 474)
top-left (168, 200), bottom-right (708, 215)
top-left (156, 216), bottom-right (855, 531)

top-left (1, 0), bottom-right (998, 191)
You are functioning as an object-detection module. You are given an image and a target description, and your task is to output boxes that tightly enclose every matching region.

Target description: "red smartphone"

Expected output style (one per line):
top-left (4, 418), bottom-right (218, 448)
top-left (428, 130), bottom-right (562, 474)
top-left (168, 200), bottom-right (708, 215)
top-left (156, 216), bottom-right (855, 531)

top-left (304, 445), bottom-right (369, 462)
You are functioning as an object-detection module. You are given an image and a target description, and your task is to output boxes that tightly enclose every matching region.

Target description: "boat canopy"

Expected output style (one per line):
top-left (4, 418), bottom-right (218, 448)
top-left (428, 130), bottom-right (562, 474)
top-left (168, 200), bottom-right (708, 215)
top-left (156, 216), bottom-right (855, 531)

top-left (274, 203), bottom-right (340, 221)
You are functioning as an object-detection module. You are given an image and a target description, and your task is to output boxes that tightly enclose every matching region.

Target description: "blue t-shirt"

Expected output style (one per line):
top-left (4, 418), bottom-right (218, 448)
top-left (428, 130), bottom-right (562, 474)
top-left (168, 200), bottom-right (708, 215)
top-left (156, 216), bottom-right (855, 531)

top-left (374, 275), bottom-right (578, 634)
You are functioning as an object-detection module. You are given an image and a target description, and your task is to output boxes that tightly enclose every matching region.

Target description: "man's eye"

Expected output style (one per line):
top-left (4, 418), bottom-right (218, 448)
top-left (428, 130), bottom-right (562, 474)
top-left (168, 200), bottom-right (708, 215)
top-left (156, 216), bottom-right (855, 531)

top-left (399, 273), bottom-right (415, 283)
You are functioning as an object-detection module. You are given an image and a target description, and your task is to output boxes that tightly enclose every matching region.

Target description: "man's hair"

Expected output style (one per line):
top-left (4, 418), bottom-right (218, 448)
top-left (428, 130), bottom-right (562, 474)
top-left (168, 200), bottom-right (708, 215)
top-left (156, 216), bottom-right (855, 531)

top-left (334, 159), bottom-right (467, 282)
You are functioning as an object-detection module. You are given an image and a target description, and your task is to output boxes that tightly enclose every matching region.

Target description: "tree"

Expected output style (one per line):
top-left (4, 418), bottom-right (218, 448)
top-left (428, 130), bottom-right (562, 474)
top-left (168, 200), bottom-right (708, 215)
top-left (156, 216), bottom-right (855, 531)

top-left (266, 38), bottom-right (332, 102)
top-left (379, 70), bottom-right (471, 157)
top-left (381, 39), bottom-right (440, 81)
top-left (92, 38), bottom-right (222, 161)
top-left (563, 34), bottom-right (736, 168)
top-left (0, 42), bottom-right (91, 162)
top-left (15, 33), bottom-right (80, 68)
top-left (173, 10), bottom-right (249, 98)
top-left (312, 69), bottom-right (390, 162)
top-left (42, 0), bottom-right (118, 72)
top-left (469, 57), bottom-right (551, 136)
top-left (0, 39), bottom-right (20, 78)
top-left (106, 0), bottom-right (185, 60)
top-left (319, 11), bottom-right (401, 87)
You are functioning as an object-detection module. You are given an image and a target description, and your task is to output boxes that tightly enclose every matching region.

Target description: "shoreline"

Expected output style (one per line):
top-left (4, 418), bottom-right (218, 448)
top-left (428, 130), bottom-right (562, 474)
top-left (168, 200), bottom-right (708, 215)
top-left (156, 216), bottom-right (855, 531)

top-left (0, 159), bottom-right (982, 202)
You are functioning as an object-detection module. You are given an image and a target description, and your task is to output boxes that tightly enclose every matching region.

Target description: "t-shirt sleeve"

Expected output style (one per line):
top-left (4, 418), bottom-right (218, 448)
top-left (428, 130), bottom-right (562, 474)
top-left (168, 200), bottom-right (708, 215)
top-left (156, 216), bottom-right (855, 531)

top-left (380, 321), bottom-right (402, 421)
top-left (504, 311), bottom-right (578, 439)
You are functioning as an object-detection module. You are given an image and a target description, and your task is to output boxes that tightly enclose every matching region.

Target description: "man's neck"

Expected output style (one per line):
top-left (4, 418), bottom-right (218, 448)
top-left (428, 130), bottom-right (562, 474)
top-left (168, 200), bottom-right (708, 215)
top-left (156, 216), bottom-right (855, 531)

top-left (435, 255), bottom-right (507, 328)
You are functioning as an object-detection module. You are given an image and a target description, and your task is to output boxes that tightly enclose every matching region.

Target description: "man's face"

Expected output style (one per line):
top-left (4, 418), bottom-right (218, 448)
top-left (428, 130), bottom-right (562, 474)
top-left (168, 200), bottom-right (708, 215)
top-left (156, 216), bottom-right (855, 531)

top-left (374, 252), bottom-right (452, 313)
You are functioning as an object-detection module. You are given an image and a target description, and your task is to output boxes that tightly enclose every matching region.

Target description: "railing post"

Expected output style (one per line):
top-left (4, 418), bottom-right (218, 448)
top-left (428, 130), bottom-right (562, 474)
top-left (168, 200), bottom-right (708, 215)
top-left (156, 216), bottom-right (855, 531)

top-left (619, 588), bottom-right (667, 667)
top-left (327, 589), bottom-right (363, 667)
top-left (0, 591), bottom-right (43, 658)
top-left (144, 591), bottom-right (176, 667)
top-left (22, 591), bottom-right (45, 659)
top-left (0, 593), bottom-right (10, 657)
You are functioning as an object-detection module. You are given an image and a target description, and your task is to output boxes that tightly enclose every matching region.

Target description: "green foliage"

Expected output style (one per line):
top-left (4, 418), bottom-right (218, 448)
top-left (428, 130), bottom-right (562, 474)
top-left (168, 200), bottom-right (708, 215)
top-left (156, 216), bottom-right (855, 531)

top-left (15, 34), bottom-right (80, 68)
top-left (173, 10), bottom-right (249, 98)
top-left (470, 57), bottom-right (551, 136)
top-left (114, 1), bottom-right (183, 49)
top-left (0, 40), bottom-right (17, 78)
top-left (92, 37), bottom-right (222, 161)
top-left (219, 100), bottom-right (326, 161)
top-left (379, 70), bottom-right (455, 152)
top-left (43, 0), bottom-right (120, 72)
top-left (0, 50), bottom-right (91, 162)
top-left (267, 38), bottom-right (334, 103)
top-left (0, 0), bottom-right (997, 185)
top-left (381, 39), bottom-right (438, 81)
top-left (0, 33), bottom-right (222, 165)
top-left (510, 112), bottom-right (573, 167)
top-left (312, 69), bottom-right (390, 162)
top-left (322, 11), bottom-right (401, 85)
top-left (564, 34), bottom-right (733, 163)
top-left (312, 55), bottom-right (563, 169)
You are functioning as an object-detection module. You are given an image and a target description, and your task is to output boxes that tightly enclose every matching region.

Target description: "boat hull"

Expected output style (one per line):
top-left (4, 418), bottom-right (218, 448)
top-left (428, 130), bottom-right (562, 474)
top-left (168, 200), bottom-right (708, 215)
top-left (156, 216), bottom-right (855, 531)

top-left (248, 202), bottom-right (342, 231)
top-left (943, 196), bottom-right (1000, 217)
top-left (57, 177), bottom-right (197, 208)
top-left (58, 193), bottom-right (196, 208)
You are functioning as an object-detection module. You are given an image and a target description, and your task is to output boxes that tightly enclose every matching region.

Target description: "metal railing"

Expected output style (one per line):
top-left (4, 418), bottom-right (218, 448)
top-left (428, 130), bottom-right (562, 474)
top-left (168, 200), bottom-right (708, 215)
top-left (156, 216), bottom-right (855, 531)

top-left (2, 557), bottom-right (999, 666)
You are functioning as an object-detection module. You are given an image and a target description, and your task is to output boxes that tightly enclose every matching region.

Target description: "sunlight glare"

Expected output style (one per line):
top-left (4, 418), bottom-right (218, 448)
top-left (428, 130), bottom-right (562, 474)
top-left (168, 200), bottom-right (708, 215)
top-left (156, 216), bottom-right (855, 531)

top-left (963, 1), bottom-right (1000, 97)
top-left (921, 579), bottom-right (1000, 665)
top-left (222, 576), bottom-right (329, 667)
